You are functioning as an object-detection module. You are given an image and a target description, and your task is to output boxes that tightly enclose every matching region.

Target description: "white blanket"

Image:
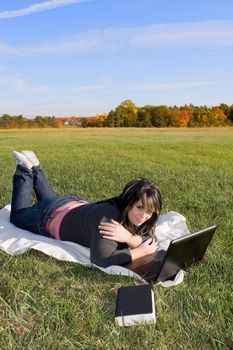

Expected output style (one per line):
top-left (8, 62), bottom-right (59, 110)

top-left (0, 205), bottom-right (190, 287)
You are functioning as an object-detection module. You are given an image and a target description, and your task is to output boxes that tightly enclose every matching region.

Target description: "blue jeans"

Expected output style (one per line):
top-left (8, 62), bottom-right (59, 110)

top-left (10, 165), bottom-right (84, 237)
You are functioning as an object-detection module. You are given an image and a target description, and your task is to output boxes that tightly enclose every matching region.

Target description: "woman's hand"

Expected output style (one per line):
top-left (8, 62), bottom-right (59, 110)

top-left (140, 238), bottom-right (158, 255)
top-left (99, 219), bottom-right (132, 244)
top-left (130, 238), bottom-right (158, 261)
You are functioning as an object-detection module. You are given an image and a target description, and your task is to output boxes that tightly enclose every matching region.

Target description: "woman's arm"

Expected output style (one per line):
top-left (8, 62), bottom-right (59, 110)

top-left (98, 219), bottom-right (143, 248)
top-left (90, 232), bottom-right (132, 268)
top-left (130, 239), bottom-right (158, 261)
top-left (91, 227), bottom-right (158, 268)
top-left (90, 203), bottom-right (157, 267)
top-left (98, 220), bottom-right (158, 261)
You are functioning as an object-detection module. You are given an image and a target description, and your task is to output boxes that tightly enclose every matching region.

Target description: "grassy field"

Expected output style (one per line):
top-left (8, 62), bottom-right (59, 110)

top-left (0, 128), bottom-right (232, 350)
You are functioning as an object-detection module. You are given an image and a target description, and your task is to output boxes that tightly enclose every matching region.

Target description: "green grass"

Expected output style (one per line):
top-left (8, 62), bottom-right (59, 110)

top-left (0, 128), bottom-right (232, 350)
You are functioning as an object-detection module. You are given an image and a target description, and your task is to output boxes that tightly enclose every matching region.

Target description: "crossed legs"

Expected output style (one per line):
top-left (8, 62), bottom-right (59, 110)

top-left (10, 151), bottom-right (57, 235)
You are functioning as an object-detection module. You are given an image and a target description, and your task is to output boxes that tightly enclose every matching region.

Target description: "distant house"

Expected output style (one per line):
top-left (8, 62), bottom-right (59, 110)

top-left (63, 120), bottom-right (81, 126)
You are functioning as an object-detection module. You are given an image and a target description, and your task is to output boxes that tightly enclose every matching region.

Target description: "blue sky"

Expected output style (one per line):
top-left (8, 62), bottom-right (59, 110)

top-left (0, 0), bottom-right (232, 117)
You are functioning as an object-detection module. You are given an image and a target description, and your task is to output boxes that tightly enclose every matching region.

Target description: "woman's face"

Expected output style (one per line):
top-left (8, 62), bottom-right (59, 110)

top-left (127, 201), bottom-right (153, 227)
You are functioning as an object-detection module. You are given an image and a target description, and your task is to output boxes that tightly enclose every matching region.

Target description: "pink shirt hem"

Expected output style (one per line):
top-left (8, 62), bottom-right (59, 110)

top-left (46, 200), bottom-right (87, 240)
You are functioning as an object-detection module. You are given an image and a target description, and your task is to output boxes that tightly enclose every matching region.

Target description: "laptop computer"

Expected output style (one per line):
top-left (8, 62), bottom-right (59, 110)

top-left (123, 225), bottom-right (217, 283)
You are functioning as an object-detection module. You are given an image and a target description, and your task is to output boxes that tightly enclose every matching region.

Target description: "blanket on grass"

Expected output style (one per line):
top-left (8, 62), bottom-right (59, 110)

top-left (0, 205), bottom-right (190, 287)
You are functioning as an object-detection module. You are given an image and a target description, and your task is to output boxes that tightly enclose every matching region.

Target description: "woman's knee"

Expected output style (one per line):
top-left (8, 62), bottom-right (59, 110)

top-left (10, 212), bottom-right (19, 226)
top-left (10, 209), bottom-right (26, 228)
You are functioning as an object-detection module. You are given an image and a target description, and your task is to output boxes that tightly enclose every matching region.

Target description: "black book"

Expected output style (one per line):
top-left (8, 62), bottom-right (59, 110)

top-left (115, 284), bottom-right (156, 326)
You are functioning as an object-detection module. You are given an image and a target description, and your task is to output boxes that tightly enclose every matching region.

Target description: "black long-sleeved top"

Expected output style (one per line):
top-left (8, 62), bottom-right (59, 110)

top-left (59, 200), bottom-right (149, 268)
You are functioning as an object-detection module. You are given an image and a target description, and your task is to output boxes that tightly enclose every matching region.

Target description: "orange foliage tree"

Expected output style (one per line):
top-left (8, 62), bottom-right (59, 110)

top-left (173, 110), bottom-right (190, 127)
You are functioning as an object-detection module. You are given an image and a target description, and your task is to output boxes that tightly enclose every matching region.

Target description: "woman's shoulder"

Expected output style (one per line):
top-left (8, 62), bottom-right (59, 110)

top-left (94, 199), bottom-right (122, 219)
top-left (96, 198), bottom-right (119, 210)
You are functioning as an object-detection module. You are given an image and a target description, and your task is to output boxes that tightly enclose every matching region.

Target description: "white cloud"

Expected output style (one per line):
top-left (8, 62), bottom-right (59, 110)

top-left (0, 0), bottom-right (91, 19)
top-left (0, 63), bottom-right (9, 72)
top-left (0, 74), bottom-right (109, 94)
top-left (0, 73), bottom-right (219, 95)
top-left (1, 20), bottom-right (232, 56)
top-left (129, 80), bottom-right (220, 91)
top-left (0, 41), bottom-right (16, 55)
top-left (0, 76), bottom-right (226, 116)
top-left (130, 20), bottom-right (233, 48)
top-left (0, 75), bottom-right (28, 92)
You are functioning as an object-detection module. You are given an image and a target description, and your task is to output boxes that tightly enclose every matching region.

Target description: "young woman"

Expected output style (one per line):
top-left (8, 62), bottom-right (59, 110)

top-left (10, 150), bottom-right (162, 268)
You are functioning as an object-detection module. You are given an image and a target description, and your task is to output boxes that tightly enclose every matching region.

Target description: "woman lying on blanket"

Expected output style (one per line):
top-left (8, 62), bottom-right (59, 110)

top-left (10, 151), bottom-right (162, 268)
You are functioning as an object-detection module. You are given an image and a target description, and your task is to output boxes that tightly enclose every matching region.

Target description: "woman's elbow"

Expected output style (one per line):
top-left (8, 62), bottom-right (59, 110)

top-left (90, 256), bottom-right (110, 268)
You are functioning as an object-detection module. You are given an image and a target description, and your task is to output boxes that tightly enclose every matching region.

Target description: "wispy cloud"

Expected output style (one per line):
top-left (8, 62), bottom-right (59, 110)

top-left (0, 74), bottom-right (109, 94)
top-left (0, 75), bottom-right (28, 92)
top-left (130, 21), bottom-right (233, 48)
top-left (0, 20), bottom-right (232, 56)
top-left (0, 73), bottom-right (219, 95)
top-left (0, 42), bottom-right (15, 55)
top-left (0, 76), bottom-right (223, 116)
top-left (0, 0), bottom-right (91, 19)
top-left (129, 80), bottom-right (220, 91)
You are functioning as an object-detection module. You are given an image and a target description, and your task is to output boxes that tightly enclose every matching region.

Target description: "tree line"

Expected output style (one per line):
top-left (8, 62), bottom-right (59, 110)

top-left (0, 100), bottom-right (233, 128)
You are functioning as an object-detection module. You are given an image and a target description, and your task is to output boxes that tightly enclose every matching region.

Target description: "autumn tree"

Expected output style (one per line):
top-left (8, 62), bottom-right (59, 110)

top-left (90, 113), bottom-right (108, 127)
top-left (219, 103), bottom-right (229, 116)
top-left (189, 106), bottom-right (209, 127)
top-left (106, 100), bottom-right (137, 127)
top-left (227, 105), bottom-right (233, 124)
top-left (0, 114), bottom-right (15, 128)
top-left (146, 105), bottom-right (174, 127)
top-left (209, 107), bottom-right (227, 126)
top-left (106, 110), bottom-right (116, 127)
top-left (136, 108), bottom-right (152, 127)
top-left (173, 109), bottom-right (190, 127)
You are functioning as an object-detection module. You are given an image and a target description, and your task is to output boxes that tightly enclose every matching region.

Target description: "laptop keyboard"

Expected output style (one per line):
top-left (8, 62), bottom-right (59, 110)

top-left (135, 258), bottom-right (164, 280)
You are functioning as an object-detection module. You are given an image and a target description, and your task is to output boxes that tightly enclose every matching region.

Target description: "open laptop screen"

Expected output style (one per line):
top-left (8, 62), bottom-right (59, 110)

top-left (124, 225), bottom-right (217, 283)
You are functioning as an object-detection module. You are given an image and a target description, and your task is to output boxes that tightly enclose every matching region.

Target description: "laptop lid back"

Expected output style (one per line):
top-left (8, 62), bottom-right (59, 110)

top-left (157, 225), bottom-right (217, 282)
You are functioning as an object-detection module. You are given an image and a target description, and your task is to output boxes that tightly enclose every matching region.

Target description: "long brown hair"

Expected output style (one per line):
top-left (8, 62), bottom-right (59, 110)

top-left (115, 178), bottom-right (162, 237)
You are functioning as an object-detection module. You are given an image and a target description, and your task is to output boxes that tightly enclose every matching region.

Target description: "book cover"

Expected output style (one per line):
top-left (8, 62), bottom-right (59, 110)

top-left (115, 284), bottom-right (156, 326)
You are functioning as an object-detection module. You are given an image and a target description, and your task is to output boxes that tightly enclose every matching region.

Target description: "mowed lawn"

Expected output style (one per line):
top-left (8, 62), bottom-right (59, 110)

top-left (0, 128), bottom-right (232, 350)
